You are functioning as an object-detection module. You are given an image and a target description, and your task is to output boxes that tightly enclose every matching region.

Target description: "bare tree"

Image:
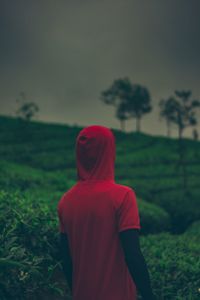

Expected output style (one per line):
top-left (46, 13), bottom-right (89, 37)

top-left (16, 92), bottom-right (39, 122)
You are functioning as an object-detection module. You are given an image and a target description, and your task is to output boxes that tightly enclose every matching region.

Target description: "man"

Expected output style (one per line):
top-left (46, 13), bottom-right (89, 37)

top-left (57, 125), bottom-right (156, 300)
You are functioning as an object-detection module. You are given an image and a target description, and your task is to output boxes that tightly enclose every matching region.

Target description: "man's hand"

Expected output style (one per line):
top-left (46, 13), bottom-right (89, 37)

top-left (119, 229), bottom-right (156, 300)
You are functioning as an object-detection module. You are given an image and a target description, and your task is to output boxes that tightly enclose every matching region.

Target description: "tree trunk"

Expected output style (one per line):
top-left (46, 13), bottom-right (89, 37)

top-left (178, 135), bottom-right (188, 192)
top-left (178, 126), bottom-right (183, 140)
top-left (166, 119), bottom-right (171, 137)
top-left (120, 120), bottom-right (126, 132)
top-left (136, 117), bottom-right (141, 132)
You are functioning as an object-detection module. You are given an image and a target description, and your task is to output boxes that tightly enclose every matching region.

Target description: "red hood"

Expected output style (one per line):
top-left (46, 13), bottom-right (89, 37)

top-left (75, 125), bottom-right (116, 182)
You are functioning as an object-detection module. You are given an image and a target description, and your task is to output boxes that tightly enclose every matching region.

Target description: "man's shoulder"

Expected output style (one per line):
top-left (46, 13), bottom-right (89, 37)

top-left (109, 183), bottom-right (134, 209)
top-left (112, 182), bottom-right (133, 194)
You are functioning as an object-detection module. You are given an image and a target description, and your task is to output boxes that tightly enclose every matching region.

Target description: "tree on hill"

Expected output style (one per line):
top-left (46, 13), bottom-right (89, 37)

top-left (126, 83), bottom-right (152, 132)
top-left (164, 90), bottom-right (200, 192)
top-left (16, 91), bottom-right (39, 122)
top-left (167, 90), bottom-right (200, 140)
top-left (159, 97), bottom-right (176, 137)
top-left (15, 91), bottom-right (40, 142)
top-left (100, 78), bottom-right (131, 132)
top-left (100, 77), bottom-right (152, 132)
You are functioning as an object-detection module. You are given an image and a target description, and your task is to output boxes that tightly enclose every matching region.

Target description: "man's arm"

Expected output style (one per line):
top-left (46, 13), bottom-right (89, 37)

top-left (59, 232), bottom-right (73, 292)
top-left (119, 228), bottom-right (156, 300)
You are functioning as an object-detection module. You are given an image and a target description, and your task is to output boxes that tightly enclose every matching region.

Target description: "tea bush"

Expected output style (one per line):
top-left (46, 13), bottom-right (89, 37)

top-left (183, 220), bottom-right (200, 237)
top-left (139, 232), bottom-right (200, 300)
top-left (137, 198), bottom-right (171, 234)
top-left (1, 190), bottom-right (199, 299)
top-left (0, 190), bottom-right (68, 300)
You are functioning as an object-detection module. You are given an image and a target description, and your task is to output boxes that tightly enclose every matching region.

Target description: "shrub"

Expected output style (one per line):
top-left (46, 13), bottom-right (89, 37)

top-left (183, 220), bottom-right (200, 238)
top-left (138, 198), bottom-right (171, 234)
top-left (0, 190), bottom-right (69, 300)
top-left (0, 190), bottom-right (199, 299)
top-left (139, 232), bottom-right (200, 300)
top-left (152, 190), bottom-right (200, 233)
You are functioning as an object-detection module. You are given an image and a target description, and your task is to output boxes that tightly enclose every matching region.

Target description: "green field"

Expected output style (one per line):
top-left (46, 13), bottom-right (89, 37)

top-left (0, 115), bottom-right (200, 299)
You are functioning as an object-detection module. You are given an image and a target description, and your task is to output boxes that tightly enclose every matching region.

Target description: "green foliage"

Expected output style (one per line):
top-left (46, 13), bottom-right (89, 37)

top-left (0, 190), bottom-right (69, 300)
top-left (139, 232), bottom-right (200, 300)
top-left (0, 190), bottom-right (199, 299)
top-left (0, 115), bottom-right (200, 299)
top-left (151, 189), bottom-right (200, 233)
top-left (137, 198), bottom-right (171, 234)
top-left (0, 160), bottom-right (71, 193)
top-left (184, 220), bottom-right (200, 237)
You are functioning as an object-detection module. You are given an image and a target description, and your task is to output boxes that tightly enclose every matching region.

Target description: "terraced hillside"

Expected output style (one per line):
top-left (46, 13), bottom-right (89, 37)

top-left (0, 115), bottom-right (200, 299)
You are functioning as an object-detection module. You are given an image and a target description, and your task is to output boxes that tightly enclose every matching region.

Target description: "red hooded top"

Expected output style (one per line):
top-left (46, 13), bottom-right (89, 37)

top-left (57, 125), bottom-right (141, 300)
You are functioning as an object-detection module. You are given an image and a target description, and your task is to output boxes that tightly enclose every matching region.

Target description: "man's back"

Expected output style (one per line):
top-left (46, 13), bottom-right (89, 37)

top-left (58, 180), bottom-right (141, 300)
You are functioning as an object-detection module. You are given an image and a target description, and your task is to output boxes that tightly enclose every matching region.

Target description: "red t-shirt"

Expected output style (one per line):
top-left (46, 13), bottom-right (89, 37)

top-left (57, 125), bottom-right (141, 300)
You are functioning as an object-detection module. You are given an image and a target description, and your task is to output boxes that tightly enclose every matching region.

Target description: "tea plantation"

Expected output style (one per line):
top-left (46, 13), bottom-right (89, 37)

top-left (0, 115), bottom-right (200, 299)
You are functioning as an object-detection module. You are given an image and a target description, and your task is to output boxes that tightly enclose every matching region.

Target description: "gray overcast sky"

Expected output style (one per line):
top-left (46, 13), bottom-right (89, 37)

top-left (0, 0), bottom-right (200, 138)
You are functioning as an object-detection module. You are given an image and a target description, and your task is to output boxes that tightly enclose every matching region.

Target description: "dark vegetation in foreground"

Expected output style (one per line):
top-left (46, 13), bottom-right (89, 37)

top-left (0, 115), bottom-right (200, 299)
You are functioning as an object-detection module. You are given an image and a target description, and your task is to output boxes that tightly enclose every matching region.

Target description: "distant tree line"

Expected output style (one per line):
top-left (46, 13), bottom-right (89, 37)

top-left (100, 77), bottom-right (200, 193)
top-left (15, 83), bottom-right (200, 143)
top-left (100, 77), bottom-right (200, 141)
top-left (14, 85), bottom-right (200, 193)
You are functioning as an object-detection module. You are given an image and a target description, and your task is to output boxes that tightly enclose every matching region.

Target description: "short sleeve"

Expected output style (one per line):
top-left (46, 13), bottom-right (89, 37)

top-left (117, 189), bottom-right (141, 232)
top-left (57, 199), bottom-right (65, 233)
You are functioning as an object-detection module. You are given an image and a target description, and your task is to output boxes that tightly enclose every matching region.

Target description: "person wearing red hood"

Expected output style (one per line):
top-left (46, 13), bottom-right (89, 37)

top-left (57, 125), bottom-right (155, 300)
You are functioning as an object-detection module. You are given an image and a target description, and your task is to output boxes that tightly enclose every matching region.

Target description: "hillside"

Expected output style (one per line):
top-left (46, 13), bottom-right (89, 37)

top-left (0, 115), bottom-right (200, 300)
top-left (1, 115), bottom-right (200, 232)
